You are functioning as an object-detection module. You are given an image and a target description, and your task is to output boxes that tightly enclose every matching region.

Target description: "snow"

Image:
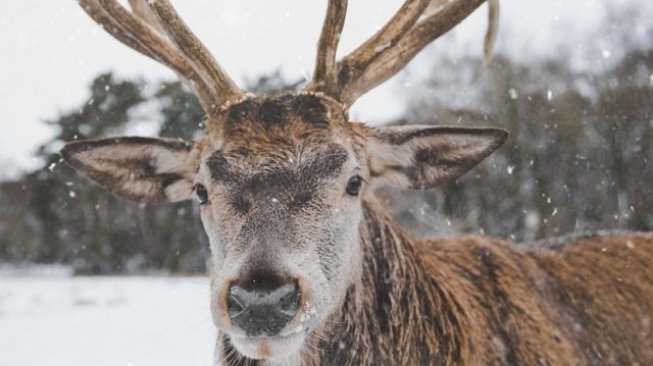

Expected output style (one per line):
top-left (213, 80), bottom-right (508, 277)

top-left (0, 276), bottom-right (215, 366)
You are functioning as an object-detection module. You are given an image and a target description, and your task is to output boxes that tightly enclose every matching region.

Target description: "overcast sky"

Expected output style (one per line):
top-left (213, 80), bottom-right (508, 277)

top-left (1, 0), bottom-right (651, 178)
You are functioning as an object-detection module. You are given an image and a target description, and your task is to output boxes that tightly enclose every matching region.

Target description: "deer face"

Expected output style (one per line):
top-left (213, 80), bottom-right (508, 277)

top-left (61, 92), bottom-right (506, 360)
top-left (197, 94), bottom-right (367, 358)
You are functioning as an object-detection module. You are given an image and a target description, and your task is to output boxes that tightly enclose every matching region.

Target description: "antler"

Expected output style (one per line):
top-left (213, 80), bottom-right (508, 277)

top-left (78, 0), bottom-right (242, 119)
top-left (311, 0), bottom-right (349, 95)
top-left (79, 0), bottom-right (498, 116)
top-left (307, 0), bottom-right (500, 107)
top-left (484, 0), bottom-right (500, 65)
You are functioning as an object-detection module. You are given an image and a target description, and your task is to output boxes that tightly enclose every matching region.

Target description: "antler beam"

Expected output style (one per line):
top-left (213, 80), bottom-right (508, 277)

top-left (78, 0), bottom-right (242, 119)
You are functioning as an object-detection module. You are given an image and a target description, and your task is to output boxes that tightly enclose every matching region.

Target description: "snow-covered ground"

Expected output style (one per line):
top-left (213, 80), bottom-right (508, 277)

top-left (0, 275), bottom-right (215, 366)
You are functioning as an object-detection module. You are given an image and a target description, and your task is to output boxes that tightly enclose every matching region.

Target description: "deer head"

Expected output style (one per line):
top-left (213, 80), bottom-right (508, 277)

top-left (61, 0), bottom-right (505, 360)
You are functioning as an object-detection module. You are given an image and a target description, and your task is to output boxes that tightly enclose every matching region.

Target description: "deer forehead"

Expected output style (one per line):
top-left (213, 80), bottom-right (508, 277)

top-left (218, 93), bottom-right (349, 137)
top-left (193, 93), bottom-right (367, 181)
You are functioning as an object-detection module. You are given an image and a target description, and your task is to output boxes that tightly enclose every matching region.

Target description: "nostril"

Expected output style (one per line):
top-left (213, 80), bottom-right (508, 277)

top-left (279, 283), bottom-right (300, 316)
top-left (227, 291), bottom-right (245, 319)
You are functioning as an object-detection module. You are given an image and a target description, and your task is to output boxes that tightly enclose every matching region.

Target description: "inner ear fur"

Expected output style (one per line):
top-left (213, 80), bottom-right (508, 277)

top-left (367, 126), bottom-right (508, 190)
top-left (60, 136), bottom-right (195, 204)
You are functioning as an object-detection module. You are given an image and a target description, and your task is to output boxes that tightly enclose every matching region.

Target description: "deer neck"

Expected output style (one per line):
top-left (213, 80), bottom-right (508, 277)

top-left (307, 198), bottom-right (468, 365)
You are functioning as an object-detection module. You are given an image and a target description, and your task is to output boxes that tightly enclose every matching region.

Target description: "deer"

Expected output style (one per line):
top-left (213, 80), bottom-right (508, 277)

top-left (60, 0), bottom-right (653, 365)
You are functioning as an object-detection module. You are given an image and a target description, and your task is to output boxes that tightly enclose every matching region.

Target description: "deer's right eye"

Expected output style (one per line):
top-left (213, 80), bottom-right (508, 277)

top-left (195, 184), bottom-right (209, 205)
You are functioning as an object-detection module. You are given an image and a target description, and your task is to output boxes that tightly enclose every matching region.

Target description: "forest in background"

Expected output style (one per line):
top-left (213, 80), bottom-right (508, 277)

top-left (0, 39), bottom-right (651, 274)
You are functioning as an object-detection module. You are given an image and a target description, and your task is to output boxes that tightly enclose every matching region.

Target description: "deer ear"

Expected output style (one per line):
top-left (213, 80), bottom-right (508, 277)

top-left (367, 126), bottom-right (508, 190)
top-left (60, 137), bottom-right (196, 204)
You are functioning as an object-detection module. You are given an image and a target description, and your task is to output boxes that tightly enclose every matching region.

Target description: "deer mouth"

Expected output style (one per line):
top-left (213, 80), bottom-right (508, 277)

top-left (229, 330), bottom-right (307, 360)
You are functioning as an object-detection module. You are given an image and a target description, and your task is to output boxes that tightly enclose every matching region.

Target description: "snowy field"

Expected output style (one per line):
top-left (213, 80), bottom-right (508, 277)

top-left (0, 274), bottom-right (215, 366)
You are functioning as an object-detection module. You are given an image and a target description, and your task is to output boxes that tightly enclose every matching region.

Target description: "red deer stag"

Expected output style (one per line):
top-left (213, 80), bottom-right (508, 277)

top-left (61, 0), bottom-right (653, 365)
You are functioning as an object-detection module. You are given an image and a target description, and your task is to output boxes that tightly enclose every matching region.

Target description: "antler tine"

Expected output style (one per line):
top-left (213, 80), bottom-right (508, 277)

top-left (80, 0), bottom-right (155, 59)
top-left (128, 0), bottom-right (169, 35)
top-left (144, 0), bottom-right (242, 104)
top-left (336, 0), bottom-right (431, 73)
top-left (309, 0), bottom-right (348, 93)
top-left (484, 0), bottom-right (500, 65)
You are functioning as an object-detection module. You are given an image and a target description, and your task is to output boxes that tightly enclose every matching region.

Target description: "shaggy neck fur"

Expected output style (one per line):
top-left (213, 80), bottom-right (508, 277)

top-left (307, 199), bottom-right (467, 365)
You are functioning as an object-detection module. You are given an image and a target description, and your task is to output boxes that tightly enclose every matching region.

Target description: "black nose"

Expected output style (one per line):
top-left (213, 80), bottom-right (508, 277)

top-left (227, 281), bottom-right (300, 337)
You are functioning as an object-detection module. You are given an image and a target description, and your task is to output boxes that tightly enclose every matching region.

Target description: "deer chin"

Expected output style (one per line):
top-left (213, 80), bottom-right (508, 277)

top-left (229, 331), bottom-right (306, 360)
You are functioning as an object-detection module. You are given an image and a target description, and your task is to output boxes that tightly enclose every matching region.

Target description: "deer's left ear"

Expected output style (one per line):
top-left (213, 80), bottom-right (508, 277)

top-left (367, 126), bottom-right (508, 190)
top-left (60, 137), bottom-right (196, 204)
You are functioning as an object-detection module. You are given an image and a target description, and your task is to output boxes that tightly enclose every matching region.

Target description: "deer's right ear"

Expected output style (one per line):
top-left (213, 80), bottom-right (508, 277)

top-left (60, 137), bottom-right (196, 204)
top-left (367, 126), bottom-right (508, 190)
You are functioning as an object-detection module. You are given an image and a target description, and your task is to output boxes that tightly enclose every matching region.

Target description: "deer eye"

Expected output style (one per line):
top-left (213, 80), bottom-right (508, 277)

top-left (194, 184), bottom-right (209, 205)
top-left (345, 176), bottom-right (363, 196)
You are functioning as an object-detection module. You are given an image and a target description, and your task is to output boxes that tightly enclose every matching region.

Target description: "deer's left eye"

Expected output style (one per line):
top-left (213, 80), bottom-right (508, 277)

top-left (345, 176), bottom-right (363, 196)
top-left (195, 184), bottom-right (209, 205)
